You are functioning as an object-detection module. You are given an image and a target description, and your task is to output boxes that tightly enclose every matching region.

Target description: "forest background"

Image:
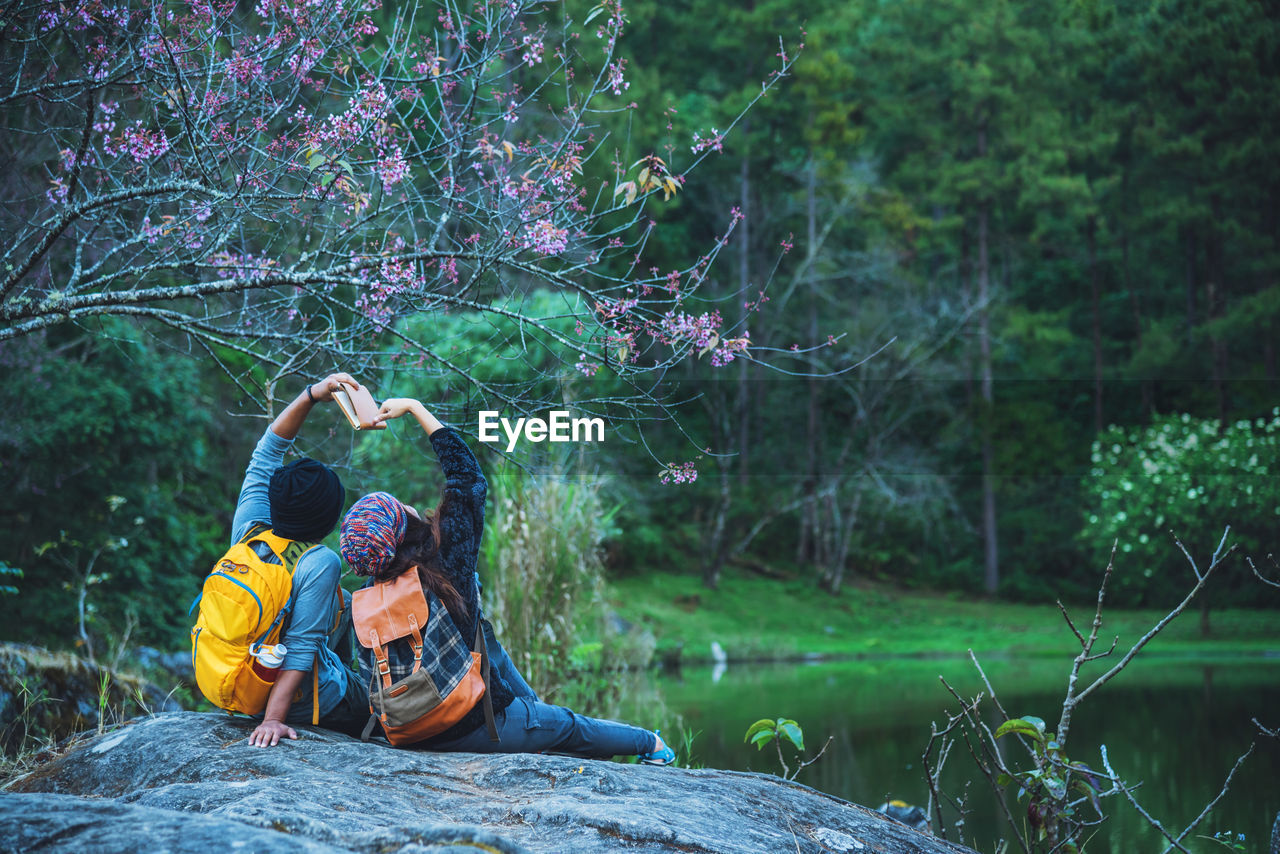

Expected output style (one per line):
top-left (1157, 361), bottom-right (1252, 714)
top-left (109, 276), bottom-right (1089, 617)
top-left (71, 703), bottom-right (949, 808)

top-left (3, 0), bottom-right (1279, 714)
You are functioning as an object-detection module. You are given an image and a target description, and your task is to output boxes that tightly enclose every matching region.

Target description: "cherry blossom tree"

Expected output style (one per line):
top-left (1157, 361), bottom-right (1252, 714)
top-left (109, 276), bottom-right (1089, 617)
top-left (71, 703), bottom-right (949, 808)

top-left (1, 0), bottom-right (794, 426)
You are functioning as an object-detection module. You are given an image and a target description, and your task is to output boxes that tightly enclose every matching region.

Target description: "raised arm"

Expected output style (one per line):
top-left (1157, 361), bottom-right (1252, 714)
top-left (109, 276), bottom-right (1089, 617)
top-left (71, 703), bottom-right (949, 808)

top-left (271, 372), bottom-right (363, 440)
top-left (230, 373), bottom-right (361, 544)
top-left (375, 398), bottom-right (487, 591)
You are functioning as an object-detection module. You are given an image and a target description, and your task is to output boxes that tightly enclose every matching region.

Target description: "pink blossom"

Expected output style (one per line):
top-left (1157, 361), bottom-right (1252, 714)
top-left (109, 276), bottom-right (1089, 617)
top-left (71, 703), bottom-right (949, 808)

top-left (46, 178), bottom-right (69, 205)
top-left (377, 145), bottom-right (409, 190)
top-left (118, 121), bottom-right (171, 163)
top-left (141, 217), bottom-right (163, 245)
top-left (211, 251), bottom-right (278, 280)
top-left (658, 309), bottom-right (722, 349)
top-left (524, 219), bottom-right (568, 255)
top-left (227, 51), bottom-right (265, 84)
top-left (575, 358), bottom-right (600, 377)
top-left (709, 331), bottom-right (749, 367)
top-left (606, 59), bottom-right (629, 96)
top-left (521, 36), bottom-right (544, 66)
top-left (659, 462), bottom-right (699, 485)
top-left (691, 128), bottom-right (724, 154)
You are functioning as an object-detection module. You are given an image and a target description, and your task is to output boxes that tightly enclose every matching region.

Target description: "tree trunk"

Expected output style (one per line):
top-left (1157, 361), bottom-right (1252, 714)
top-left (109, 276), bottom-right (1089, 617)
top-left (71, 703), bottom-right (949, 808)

top-left (736, 144), bottom-right (752, 483)
top-left (799, 157), bottom-right (820, 569)
top-left (822, 491), bottom-right (862, 595)
top-left (977, 129), bottom-right (998, 596)
top-left (1122, 223), bottom-right (1153, 416)
top-left (1207, 194), bottom-right (1228, 430)
top-left (1268, 186), bottom-right (1279, 383)
top-left (704, 455), bottom-right (732, 590)
top-left (1089, 216), bottom-right (1103, 434)
top-left (1183, 225), bottom-right (1198, 346)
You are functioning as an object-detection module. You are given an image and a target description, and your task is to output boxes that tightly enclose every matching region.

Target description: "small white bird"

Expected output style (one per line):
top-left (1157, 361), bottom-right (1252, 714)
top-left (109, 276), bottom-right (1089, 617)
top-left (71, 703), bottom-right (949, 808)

top-left (710, 641), bottom-right (727, 663)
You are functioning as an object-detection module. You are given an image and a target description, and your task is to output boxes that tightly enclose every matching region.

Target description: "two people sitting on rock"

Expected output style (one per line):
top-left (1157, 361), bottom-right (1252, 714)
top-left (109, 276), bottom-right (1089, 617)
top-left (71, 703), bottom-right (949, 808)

top-left (337, 396), bottom-right (674, 764)
top-left (227, 376), bottom-right (672, 763)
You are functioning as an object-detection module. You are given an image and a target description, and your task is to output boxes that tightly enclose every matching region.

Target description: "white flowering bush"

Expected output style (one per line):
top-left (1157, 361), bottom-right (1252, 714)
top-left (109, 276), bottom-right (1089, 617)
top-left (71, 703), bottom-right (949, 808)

top-left (1081, 410), bottom-right (1280, 606)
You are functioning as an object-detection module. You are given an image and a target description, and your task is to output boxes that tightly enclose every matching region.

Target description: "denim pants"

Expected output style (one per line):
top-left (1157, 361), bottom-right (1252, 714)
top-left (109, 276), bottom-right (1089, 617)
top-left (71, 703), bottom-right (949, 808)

top-left (428, 696), bottom-right (655, 758)
top-left (434, 624), bottom-right (655, 759)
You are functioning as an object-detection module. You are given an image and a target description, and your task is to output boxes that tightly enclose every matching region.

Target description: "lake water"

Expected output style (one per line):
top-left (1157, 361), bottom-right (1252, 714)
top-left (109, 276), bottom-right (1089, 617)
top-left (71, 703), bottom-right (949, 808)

top-left (613, 655), bottom-right (1280, 853)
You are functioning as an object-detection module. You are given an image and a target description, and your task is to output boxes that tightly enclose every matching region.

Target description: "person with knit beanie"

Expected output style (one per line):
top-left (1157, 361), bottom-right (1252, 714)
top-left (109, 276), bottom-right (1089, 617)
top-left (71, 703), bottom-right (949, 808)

top-left (231, 372), bottom-right (367, 748)
top-left (338, 396), bottom-right (674, 764)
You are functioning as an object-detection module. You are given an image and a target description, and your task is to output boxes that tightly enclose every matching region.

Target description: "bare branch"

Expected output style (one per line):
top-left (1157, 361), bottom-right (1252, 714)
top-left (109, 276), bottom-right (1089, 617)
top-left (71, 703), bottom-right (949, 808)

top-left (1247, 555), bottom-right (1280, 589)
top-left (1099, 745), bottom-right (1193, 854)
top-left (1071, 528), bottom-right (1234, 710)
top-left (1057, 599), bottom-right (1086, 648)
top-left (1159, 744), bottom-right (1254, 854)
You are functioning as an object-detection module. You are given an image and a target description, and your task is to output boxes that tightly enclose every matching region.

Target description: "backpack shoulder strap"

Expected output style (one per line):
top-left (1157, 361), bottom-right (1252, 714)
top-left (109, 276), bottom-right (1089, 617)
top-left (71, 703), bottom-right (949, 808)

top-left (473, 618), bottom-right (498, 742)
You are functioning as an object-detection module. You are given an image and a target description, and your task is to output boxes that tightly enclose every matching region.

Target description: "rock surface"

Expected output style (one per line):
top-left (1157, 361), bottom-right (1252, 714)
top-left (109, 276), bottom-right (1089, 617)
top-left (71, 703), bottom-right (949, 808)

top-left (4, 711), bottom-right (976, 854)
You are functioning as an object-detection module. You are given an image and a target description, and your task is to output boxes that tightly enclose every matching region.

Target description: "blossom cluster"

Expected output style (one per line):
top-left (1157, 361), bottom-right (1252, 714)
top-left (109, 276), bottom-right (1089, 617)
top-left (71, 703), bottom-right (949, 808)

top-left (523, 219), bottom-right (569, 256)
top-left (690, 128), bottom-right (725, 154)
top-left (521, 36), bottom-right (544, 66)
top-left (102, 121), bottom-right (171, 163)
top-left (659, 462), bottom-right (699, 485)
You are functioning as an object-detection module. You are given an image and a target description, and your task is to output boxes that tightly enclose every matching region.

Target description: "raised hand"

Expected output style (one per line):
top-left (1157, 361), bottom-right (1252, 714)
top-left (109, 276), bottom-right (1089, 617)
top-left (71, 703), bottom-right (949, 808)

top-left (308, 372), bottom-right (361, 403)
top-left (373, 397), bottom-right (423, 425)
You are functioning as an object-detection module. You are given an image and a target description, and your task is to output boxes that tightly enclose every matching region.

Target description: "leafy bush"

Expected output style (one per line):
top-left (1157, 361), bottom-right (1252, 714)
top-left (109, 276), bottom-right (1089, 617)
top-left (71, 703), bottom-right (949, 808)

top-left (1081, 411), bottom-right (1280, 607)
top-left (0, 323), bottom-right (228, 649)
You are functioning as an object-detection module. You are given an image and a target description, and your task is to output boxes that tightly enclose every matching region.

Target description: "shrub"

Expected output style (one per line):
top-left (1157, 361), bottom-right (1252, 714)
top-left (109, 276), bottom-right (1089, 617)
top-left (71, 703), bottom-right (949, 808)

top-left (1080, 411), bottom-right (1280, 607)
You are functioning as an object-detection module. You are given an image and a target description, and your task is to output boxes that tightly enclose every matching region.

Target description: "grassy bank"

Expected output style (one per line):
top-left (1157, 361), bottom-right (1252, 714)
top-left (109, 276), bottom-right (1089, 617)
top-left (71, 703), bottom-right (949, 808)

top-left (603, 568), bottom-right (1280, 663)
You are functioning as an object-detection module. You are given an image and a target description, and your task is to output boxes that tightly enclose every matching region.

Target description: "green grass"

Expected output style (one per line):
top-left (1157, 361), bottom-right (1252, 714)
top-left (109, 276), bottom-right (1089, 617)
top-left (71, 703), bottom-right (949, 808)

top-left (603, 568), bottom-right (1280, 663)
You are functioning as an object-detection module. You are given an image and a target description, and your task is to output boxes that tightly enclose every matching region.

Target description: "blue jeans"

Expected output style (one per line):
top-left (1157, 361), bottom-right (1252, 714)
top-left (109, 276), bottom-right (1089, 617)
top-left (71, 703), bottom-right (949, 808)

top-left (437, 624), bottom-right (655, 759)
top-left (428, 696), bottom-right (656, 758)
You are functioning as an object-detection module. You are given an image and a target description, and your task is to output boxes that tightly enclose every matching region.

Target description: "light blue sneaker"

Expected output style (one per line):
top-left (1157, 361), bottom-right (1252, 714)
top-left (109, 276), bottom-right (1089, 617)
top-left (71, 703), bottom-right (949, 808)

top-left (638, 730), bottom-right (676, 766)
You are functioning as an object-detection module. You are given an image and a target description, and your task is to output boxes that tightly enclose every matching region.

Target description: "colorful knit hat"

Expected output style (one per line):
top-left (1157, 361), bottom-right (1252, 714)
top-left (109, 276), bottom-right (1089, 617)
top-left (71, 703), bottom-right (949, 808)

top-left (340, 491), bottom-right (407, 577)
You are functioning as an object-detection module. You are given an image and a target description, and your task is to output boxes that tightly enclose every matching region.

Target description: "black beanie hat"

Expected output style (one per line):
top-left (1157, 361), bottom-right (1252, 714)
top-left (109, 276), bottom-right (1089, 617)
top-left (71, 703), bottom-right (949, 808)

top-left (269, 458), bottom-right (344, 543)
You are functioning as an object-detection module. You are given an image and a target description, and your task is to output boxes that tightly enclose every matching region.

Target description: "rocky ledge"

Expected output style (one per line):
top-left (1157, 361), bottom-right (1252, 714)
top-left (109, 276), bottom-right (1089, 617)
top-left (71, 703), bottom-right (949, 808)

top-left (2, 711), bottom-right (976, 854)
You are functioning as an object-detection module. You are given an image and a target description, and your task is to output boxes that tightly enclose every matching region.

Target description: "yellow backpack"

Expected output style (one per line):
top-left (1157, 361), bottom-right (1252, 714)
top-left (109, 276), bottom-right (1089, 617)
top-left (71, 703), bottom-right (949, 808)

top-left (190, 524), bottom-right (317, 715)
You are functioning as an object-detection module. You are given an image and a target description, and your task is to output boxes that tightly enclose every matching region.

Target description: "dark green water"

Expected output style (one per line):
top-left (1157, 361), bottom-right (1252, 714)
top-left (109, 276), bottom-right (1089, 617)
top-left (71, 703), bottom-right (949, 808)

top-left (622, 656), bottom-right (1280, 853)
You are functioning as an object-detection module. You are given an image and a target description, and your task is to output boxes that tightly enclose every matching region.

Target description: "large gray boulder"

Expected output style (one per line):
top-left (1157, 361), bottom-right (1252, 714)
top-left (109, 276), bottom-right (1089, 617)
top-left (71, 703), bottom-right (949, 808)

top-left (3, 711), bottom-right (976, 854)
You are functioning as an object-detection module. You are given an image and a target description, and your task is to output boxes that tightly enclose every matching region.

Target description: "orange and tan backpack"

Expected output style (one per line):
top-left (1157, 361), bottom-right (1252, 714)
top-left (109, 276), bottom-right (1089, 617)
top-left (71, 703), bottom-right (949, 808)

top-left (352, 569), bottom-right (497, 746)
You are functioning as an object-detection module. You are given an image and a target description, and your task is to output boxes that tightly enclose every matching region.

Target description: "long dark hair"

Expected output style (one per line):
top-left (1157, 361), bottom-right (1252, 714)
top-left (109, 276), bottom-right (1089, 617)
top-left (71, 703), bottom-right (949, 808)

top-left (376, 509), bottom-right (467, 621)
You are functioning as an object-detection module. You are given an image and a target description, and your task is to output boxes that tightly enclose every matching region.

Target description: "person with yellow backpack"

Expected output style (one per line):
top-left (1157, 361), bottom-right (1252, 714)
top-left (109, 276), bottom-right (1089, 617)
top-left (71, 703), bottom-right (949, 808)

top-left (191, 373), bottom-right (366, 747)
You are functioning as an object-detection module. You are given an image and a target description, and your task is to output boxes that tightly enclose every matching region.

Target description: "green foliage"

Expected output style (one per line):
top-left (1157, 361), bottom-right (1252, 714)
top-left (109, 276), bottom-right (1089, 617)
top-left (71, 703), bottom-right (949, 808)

top-left (0, 322), bottom-right (229, 649)
top-left (672, 725), bottom-right (702, 770)
top-left (990, 715), bottom-right (1102, 853)
top-left (743, 715), bottom-right (829, 782)
top-left (1081, 412), bottom-right (1280, 606)
top-left (745, 717), bottom-right (804, 752)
